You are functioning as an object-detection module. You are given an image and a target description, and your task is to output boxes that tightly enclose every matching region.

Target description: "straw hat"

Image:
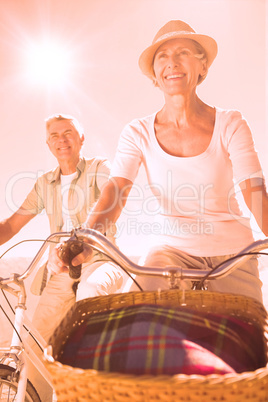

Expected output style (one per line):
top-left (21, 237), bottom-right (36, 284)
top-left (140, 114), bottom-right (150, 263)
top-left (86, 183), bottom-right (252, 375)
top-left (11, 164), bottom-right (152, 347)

top-left (139, 20), bottom-right (218, 83)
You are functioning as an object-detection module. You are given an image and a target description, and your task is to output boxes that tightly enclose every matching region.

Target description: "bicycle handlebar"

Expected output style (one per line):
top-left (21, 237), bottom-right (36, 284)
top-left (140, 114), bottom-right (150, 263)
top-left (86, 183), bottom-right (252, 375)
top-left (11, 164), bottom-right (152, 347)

top-left (0, 228), bottom-right (268, 287)
top-left (72, 228), bottom-right (268, 281)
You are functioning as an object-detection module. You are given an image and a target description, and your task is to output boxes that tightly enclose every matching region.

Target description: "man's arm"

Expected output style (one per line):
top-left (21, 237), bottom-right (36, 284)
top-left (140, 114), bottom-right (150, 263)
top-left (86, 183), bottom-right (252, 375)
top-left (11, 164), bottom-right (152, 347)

top-left (240, 178), bottom-right (268, 236)
top-left (0, 208), bottom-right (36, 245)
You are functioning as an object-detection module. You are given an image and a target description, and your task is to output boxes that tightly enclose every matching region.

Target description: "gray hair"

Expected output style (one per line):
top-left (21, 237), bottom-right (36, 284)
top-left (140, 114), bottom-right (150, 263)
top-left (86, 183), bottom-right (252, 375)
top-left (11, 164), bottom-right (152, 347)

top-left (45, 114), bottom-right (84, 139)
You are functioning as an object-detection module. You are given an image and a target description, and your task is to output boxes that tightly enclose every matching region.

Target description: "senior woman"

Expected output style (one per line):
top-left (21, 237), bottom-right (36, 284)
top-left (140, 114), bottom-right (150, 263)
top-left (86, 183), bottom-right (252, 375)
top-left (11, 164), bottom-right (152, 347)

top-left (68, 20), bottom-right (268, 303)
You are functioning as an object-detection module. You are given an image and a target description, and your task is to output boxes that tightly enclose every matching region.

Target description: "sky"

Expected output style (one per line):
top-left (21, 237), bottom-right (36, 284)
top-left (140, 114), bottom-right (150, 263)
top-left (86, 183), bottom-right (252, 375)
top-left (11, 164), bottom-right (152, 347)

top-left (0, 0), bottom-right (267, 257)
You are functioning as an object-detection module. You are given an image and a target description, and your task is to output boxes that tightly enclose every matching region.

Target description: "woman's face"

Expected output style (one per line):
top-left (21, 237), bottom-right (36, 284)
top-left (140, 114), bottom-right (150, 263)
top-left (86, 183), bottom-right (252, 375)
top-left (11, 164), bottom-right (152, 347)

top-left (153, 38), bottom-right (207, 95)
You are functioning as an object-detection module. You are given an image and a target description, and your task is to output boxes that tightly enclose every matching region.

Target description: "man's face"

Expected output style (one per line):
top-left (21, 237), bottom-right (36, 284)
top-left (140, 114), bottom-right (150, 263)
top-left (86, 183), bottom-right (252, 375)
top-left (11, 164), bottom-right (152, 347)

top-left (46, 120), bottom-right (84, 163)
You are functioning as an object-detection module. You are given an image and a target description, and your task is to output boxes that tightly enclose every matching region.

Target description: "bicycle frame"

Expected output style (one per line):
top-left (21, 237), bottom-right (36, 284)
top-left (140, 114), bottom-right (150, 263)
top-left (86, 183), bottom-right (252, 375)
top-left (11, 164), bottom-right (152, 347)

top-left (0, 257), bottom-right (59, 401)
top-left (0, 309), bottom-right (53, 401)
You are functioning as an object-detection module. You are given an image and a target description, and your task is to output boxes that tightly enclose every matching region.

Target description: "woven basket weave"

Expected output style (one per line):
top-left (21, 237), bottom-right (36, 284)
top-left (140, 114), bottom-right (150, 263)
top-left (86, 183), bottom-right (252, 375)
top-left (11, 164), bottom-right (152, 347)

top-left (45, 290), bottom-right (268, 402)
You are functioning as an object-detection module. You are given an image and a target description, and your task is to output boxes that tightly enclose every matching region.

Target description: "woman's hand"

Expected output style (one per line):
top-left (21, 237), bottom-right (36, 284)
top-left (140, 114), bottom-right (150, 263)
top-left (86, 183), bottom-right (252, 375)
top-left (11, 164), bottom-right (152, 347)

top-left (47, 242), bottom-right (94, 276)
top-left (71, 242), bottom-right (93, 266)
top-left (47, 244), bottom-right (69, 275)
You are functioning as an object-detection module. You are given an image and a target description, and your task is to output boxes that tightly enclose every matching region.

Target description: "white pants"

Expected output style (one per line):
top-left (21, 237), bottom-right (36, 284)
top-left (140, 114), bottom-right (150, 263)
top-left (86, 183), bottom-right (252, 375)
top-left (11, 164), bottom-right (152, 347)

top-left (29, 261), bottom-right (123, 401)
top-left (32, 260), bottom-right (123, 343)
top-left (129, 245), bottom-right (263, 304)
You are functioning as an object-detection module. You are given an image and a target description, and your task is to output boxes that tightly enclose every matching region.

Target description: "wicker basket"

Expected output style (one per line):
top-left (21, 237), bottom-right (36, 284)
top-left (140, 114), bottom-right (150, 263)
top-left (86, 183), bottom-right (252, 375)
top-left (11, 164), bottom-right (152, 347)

top-left (45, 290), bottom-right (268, 402)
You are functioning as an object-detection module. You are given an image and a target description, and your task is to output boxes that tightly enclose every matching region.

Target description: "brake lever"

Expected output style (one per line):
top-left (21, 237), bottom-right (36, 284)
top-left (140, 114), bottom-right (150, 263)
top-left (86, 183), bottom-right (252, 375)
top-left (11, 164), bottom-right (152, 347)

top-left (58, 236), bottom-right (84, 279)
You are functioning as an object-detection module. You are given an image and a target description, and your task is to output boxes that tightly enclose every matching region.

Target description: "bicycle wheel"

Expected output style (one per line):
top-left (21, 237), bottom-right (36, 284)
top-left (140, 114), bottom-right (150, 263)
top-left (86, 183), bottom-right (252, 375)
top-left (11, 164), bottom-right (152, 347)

top-left (0, 364), bottom-right (40, 402)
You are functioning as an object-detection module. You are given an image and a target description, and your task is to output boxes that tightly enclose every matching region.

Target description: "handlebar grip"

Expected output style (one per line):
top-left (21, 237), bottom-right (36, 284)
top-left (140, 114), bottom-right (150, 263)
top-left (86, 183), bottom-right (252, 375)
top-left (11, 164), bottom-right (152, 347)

top-left (58, 239), bottom-right (84, 280)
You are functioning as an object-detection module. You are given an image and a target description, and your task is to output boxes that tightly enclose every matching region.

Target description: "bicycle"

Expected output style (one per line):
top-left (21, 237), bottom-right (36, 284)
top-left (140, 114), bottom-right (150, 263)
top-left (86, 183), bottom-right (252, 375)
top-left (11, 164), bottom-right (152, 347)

top-left (0, 228), bottom-right (268, 401)
top-left (0, 232), bottom-right (72, 402)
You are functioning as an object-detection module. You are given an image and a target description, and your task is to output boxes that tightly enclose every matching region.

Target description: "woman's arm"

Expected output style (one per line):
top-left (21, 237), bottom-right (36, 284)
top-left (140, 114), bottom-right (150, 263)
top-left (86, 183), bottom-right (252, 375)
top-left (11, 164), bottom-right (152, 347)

top-left (240, 178), bottom-right (268, 236)
top-left (85, 176), bottom-right (133, 232)
top-left (68, 176), bottom-right (133, 266)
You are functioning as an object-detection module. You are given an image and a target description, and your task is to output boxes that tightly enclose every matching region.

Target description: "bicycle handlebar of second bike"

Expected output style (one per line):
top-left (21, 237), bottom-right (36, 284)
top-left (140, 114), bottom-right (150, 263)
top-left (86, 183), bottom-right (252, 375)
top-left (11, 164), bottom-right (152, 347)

top-left (1, 228), bottom-right (268, 288)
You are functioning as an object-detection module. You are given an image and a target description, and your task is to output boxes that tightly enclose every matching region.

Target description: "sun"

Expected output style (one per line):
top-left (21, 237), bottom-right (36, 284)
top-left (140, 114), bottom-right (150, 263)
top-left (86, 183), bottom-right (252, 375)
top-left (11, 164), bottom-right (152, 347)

top-left (25, 39), bottom-right (72, 87)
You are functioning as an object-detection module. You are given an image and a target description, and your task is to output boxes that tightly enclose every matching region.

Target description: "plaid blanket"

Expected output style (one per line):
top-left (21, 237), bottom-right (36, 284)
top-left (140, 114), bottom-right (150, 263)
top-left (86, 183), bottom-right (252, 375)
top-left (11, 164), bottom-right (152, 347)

top-left (58, 304), bottom-right (266, 375)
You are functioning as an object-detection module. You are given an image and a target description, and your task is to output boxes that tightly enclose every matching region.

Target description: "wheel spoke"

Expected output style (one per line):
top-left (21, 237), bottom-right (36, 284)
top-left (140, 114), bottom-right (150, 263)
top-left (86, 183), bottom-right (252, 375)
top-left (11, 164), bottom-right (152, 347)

top-left (0, 365), bottom-right (40, 401)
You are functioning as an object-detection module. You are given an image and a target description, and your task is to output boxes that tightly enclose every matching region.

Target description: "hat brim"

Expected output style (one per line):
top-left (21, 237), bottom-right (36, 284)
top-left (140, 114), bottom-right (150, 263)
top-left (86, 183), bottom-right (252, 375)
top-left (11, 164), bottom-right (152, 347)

top-left (138, 32), bottom-right (218, 82)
